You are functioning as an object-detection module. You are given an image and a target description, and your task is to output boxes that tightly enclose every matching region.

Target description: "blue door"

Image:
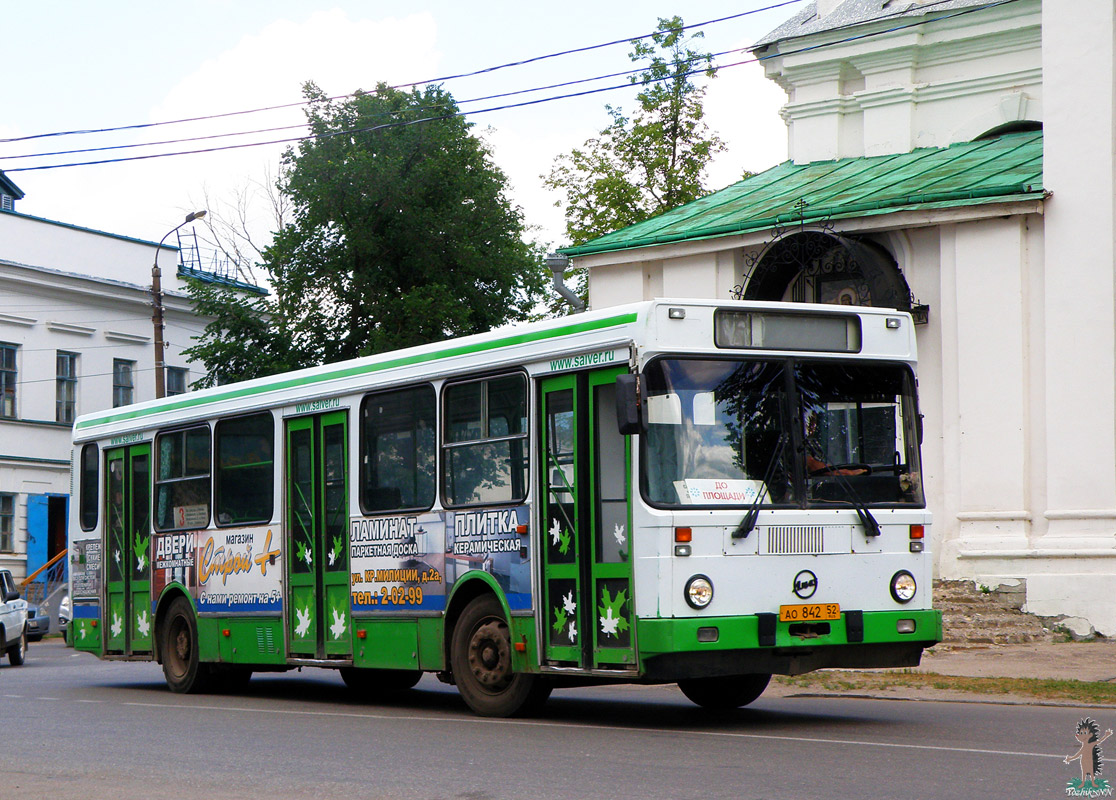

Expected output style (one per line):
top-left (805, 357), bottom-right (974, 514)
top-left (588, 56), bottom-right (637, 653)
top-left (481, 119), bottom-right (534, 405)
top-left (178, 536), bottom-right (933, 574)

top-left (25, 494), bottom-right (49, 578)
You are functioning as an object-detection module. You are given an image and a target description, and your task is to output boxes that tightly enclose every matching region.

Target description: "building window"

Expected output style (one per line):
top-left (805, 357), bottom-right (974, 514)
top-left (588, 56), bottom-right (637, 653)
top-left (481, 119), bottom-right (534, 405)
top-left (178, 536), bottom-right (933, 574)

top-left (166, 367), bottom-right (188, 397)
top-left (0, 343), bottom-right (16, 419)
top-left (113, 359), bottom-right (134, 408)
top-left (0, 493), bottom-right (14, 553)
top-left (57, 351), bottom-right (78, 423)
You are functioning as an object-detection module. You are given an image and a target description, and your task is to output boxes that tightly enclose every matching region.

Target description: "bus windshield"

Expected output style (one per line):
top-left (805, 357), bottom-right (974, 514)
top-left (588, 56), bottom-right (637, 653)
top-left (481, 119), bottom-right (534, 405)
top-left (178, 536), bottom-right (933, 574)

top-left (641, 358), bottom-right (924, 508)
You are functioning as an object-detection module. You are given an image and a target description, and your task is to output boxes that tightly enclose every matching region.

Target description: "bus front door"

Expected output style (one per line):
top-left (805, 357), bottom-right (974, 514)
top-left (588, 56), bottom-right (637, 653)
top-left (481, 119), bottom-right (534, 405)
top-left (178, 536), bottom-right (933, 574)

top-left (285, 411), bottom-right (351, 659)
top-left (540, 367), bottom-right (635, 670)
top-left (104, 443), bottom-right (152, 655)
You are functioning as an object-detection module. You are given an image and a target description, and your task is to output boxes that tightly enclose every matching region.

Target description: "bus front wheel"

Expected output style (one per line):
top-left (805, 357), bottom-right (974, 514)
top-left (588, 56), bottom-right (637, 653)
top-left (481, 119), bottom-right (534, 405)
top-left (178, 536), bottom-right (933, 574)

top-left (161, 596), bottom-right (211, 694)
top-left (450, 595), bottom-right (550, 717)
top-left (677, 673), bottom-right (771, 709)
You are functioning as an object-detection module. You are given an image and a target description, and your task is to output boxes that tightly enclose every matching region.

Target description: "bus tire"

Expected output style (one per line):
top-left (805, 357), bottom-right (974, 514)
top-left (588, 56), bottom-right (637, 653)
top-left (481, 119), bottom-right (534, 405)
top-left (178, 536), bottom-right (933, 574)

top-left (7, 628), bottom-right (26, 666)
top-left (340, 667), bottom-right (422, 697)
top-left (677, 673), bottom-right (771, 709)
top-left (450, 595), bottom-right (549, 717)
top-left (161, 597), bottom-right (211, 694)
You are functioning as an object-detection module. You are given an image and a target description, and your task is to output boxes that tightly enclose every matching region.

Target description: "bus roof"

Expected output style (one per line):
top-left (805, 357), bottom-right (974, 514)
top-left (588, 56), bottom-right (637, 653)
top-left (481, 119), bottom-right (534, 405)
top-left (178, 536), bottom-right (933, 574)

top-left (72, 299), bottom-right (914, 442)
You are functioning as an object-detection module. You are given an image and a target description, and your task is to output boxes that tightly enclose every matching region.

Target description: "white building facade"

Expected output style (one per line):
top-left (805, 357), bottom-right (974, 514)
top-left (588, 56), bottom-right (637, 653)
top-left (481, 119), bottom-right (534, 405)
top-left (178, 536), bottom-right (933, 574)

top-left (567, 0), bottom-right (1116, 634)
top-left (0, 183), bottom-right (219, 582)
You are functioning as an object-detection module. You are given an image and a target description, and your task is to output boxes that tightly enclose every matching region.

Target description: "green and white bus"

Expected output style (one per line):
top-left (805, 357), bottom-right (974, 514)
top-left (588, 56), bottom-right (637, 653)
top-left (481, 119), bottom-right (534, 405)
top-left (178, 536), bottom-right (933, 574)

top-left (68, 298), bottom-right (940, 716)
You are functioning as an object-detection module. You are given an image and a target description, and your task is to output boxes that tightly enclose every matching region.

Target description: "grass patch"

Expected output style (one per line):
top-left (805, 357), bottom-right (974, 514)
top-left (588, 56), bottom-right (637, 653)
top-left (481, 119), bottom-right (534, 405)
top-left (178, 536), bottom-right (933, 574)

top-left (774, 670), bottom-right (1116, 705)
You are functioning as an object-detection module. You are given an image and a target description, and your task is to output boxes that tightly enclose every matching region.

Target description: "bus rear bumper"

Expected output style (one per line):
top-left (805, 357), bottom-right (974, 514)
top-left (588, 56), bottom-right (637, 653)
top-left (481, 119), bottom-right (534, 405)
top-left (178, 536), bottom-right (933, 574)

top-left (637, 609), bottom-right (942, 681)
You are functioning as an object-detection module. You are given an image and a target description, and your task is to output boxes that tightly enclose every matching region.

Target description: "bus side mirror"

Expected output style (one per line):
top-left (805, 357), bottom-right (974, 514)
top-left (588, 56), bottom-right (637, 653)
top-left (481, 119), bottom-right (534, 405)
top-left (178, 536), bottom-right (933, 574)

top-left (616, 373), bottom-right (644, 435)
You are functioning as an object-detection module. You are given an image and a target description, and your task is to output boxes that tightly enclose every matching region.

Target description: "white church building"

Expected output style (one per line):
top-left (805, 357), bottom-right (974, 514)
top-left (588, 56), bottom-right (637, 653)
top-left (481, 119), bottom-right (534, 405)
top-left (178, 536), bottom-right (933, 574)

top-left (564, 0), bottom-right (1116, 634)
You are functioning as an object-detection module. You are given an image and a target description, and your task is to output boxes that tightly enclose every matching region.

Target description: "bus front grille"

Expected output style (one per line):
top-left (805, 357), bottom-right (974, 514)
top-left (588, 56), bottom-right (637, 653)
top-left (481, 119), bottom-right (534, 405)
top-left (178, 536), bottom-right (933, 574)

top-left (765, 526), bottom-right (825, 555)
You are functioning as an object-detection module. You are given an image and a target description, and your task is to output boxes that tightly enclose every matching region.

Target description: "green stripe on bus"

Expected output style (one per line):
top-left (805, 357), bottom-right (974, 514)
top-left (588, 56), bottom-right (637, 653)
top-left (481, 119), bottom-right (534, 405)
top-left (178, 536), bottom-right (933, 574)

top-left (76, 312), bottom-right (638, 430)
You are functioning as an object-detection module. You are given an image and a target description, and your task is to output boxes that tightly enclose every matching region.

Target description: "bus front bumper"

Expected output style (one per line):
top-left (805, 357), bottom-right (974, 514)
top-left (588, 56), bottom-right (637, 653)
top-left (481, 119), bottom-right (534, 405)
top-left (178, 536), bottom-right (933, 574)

top-left (636, 609), bottom-right (942, 680)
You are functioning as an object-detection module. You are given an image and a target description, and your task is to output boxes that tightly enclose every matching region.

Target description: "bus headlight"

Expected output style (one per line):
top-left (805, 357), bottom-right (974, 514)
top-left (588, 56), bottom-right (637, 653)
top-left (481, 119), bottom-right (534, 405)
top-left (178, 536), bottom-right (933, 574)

top-left (890, 571), bottom-right (917, 603)
top-left (685, 575), bottom-right (714, 609)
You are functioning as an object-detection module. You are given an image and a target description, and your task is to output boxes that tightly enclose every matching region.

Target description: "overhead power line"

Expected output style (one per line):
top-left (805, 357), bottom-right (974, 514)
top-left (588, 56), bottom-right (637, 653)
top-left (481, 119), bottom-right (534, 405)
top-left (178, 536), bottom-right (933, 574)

top-left (0, 0), bottom-right (807, 146)
top-left (2, 0), bottom-right (1022, 174)
top-left (0, 48), bottom-right (730, 164)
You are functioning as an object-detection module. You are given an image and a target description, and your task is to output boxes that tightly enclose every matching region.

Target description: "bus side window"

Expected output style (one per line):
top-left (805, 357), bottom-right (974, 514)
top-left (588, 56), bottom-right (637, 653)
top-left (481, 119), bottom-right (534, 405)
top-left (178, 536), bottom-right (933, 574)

top-left (214, 413), bottom-right (274, 526)
top-left (442, 373), bottom-right (528, 507)
top-left (79, 442), bottom-right (99, 531)
top-left (155, 426), bottom-right (211, 531)
top-left (360, 384), bottom-right (436, 514)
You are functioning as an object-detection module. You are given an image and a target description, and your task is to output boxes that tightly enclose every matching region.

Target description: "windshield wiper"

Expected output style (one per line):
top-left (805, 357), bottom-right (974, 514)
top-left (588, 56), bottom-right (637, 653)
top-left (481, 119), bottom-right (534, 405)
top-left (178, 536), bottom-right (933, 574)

top-left (806, 447), bottom-right (881, 538)
top-left (732, 433), bottom-right (788, 540)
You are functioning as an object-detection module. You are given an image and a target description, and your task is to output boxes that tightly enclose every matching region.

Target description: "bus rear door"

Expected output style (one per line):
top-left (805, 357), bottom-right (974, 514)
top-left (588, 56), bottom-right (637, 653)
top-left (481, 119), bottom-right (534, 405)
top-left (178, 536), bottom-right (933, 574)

top-left (104, 443), bottom-right (152, 655)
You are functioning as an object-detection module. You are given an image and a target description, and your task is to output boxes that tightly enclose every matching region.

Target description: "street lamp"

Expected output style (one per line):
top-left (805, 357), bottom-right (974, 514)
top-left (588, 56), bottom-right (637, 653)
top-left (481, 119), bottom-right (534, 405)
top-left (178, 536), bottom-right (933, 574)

top-left (152, 210), bottom-right (206, 399)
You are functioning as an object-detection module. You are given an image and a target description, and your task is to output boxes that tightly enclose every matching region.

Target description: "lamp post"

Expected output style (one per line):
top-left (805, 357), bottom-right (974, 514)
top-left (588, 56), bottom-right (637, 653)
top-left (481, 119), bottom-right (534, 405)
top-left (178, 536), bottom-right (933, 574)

top-left (152, 210), bottom-right (206, 398)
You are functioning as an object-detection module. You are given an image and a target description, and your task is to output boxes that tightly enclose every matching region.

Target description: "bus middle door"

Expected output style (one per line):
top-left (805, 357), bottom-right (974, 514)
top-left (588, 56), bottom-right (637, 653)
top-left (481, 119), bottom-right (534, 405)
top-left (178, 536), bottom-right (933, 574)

top-left (540, 367), bottom-right (635, 671)
top-left (104, 443), bottom-right (152, 655)
top-left (285, 411), bottom-right (351, 659)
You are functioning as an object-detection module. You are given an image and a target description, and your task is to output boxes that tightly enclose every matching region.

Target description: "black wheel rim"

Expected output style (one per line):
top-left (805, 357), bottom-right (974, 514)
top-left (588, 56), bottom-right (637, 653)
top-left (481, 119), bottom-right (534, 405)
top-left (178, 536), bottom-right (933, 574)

top-left (167, 616), bottom-right (190, 680)
top-left (467, 618), bottom-right (512, 693)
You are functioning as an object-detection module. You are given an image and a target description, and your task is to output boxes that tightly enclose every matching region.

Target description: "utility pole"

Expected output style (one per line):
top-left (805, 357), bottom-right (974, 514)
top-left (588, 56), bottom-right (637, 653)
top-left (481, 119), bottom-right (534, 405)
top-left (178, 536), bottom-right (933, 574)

top-left (152, 210), bottom-right (206, 398)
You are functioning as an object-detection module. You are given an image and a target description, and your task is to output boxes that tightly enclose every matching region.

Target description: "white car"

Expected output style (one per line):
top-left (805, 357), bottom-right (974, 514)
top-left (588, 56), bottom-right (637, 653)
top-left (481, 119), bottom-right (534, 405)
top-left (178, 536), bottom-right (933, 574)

top-left (0, 569), bottom-right (28, 666)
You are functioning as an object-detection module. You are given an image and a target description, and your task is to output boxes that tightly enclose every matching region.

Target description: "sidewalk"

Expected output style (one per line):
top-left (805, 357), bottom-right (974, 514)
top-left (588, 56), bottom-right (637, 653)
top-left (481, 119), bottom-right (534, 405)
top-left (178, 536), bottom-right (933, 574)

top-left (767, 640), bottom-right (1116, 706)
top-left (915, 640), bottom-right (1116, 683)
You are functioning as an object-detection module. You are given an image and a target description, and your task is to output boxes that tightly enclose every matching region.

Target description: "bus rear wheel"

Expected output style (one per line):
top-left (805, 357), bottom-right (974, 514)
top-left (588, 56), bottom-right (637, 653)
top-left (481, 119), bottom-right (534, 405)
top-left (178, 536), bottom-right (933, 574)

top-left (451, 595), bottom-right (550, 717)
top-left (161, 597), bottom-right (211, 694)
top-left (678, 673), bottom-right (771, 709)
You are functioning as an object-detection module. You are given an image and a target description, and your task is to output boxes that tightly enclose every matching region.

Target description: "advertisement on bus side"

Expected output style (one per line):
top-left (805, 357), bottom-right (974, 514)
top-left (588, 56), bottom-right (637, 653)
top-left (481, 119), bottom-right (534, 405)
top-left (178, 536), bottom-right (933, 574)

top-left (349, 505), bottom-right (531, 613)
top-left (151, 526), bottom-right (283, 614)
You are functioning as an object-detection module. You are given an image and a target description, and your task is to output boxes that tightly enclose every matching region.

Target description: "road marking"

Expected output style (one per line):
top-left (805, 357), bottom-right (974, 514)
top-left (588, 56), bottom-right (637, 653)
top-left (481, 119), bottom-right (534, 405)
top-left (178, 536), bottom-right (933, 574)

top-left (114, 700), bottom-right (1078, 762)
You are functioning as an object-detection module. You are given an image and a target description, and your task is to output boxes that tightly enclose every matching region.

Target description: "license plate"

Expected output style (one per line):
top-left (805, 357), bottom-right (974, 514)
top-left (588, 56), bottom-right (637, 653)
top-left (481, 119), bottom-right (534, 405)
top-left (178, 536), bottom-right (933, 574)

top-left (779, 602), bottom-right (841, 622)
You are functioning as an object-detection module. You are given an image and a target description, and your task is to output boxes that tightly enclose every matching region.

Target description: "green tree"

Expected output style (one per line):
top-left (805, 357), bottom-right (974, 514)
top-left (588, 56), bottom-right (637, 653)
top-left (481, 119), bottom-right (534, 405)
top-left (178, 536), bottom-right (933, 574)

top-left (543, 16), bottom-right (727, 247)
top-left (183, 81), bottom-right (548, 384)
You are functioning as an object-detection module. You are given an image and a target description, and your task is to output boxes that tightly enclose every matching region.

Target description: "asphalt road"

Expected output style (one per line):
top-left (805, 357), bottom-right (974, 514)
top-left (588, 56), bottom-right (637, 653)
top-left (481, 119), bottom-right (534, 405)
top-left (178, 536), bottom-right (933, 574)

top-left (0, 639), bottom-right (1105, 799)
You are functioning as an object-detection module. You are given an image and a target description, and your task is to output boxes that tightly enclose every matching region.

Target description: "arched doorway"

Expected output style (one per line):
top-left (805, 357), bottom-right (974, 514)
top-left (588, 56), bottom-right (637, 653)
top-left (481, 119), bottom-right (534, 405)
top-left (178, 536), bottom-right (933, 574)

top-left (741, 231), bottom-right (912, 312)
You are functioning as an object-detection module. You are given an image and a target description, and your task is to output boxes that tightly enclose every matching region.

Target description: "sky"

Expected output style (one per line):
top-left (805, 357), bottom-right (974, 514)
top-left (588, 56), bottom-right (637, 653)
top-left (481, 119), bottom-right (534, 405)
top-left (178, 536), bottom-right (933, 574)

top-left (2, 1), bottom-right (797, 266)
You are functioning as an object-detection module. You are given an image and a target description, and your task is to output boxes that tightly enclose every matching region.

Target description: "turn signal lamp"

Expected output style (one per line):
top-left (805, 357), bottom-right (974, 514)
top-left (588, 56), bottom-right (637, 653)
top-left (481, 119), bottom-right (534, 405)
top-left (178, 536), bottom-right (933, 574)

top-left (675, 527), bottom-right (692, 543)
top-left (357, 629), bottom-right (367, 640)
top-left (909, 525), bottom-right (924, 539)
top-left (222, 629), bottom-right (231, 637)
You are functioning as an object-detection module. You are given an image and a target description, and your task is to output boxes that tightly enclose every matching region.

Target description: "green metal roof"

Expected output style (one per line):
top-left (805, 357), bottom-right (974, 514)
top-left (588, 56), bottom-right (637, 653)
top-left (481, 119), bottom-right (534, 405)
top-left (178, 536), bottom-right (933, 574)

top-left (561, 130), bottom-right (1044, 257)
